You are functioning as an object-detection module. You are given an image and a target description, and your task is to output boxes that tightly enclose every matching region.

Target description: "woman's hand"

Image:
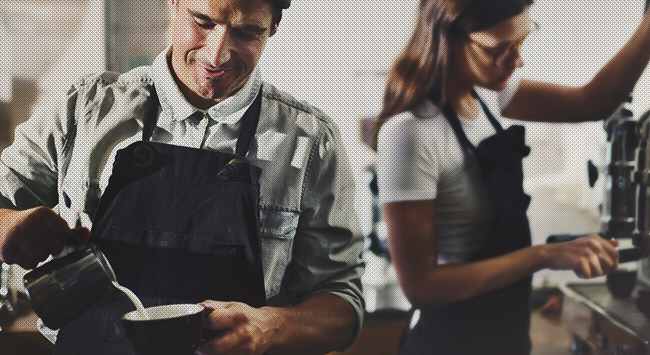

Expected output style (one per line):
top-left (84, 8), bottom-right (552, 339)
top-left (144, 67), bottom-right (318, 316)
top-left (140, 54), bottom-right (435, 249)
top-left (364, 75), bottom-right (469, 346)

top-left (542, 234), bottom-right (619, 278)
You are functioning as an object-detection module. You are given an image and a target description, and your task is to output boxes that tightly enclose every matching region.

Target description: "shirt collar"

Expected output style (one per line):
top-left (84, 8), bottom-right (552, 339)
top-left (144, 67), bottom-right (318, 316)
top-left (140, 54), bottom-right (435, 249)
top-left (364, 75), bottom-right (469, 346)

top-left (412, 99), bottom-right (440, 118)
top-left (413, 99), bottom-right (488, 126)
top-left (151, 46), bottom-right (262, 126)
top-left (413, 88), bottom-right (495, 121)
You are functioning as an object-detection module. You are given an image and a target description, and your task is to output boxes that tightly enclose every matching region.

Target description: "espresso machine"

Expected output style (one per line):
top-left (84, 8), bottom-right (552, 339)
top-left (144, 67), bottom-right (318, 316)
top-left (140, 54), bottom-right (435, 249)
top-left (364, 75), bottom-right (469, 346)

top-left (550, 96), bottom-right (642, 252)
top-left (633, 109), bottom-right (650, 287)
top-left (559, 99), bottom-right (650, 354)
top-left (598, 95), bottom-right (638, 241)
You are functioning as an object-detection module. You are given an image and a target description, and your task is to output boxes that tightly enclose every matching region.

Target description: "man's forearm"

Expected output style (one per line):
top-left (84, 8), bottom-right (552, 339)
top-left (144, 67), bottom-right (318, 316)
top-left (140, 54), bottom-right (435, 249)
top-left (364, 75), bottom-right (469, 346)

top-left (266, 292), bottom-right (356, 355)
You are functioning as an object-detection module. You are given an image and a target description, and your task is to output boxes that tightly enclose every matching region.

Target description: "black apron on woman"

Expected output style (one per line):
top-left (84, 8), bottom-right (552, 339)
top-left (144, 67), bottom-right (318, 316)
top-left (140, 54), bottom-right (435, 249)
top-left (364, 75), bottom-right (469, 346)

top-left (53, 85), bottom-right (267, 355)
top-left (402, 91), bottom-right (533, 355)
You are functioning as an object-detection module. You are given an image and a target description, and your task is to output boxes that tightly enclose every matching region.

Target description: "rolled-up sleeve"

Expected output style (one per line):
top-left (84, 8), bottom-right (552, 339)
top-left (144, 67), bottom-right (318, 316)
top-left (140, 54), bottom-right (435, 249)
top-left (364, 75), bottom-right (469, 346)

top-left (283, 121), bottom-right (365, 351)
top-left (0, 89), bottom-right (73, 211)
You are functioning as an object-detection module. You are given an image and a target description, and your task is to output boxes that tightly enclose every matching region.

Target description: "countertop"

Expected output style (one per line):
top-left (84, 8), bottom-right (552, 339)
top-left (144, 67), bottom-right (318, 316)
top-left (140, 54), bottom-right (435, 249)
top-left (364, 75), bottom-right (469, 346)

top-left (0, 294), bottom-right (54, 354)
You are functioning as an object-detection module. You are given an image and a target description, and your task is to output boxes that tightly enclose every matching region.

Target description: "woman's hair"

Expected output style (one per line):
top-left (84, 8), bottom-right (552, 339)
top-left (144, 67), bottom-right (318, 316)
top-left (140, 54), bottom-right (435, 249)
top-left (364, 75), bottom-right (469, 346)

top-left (371, 0), bottom-right (533, 150)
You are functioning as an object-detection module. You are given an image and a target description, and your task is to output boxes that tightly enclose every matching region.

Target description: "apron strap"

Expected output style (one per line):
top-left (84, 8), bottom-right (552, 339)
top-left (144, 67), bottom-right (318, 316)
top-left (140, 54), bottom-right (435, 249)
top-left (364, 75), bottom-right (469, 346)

top-left (143, 85), bottom-right (264, 157)
top-left (442, 103), bottom-right (475, 154)
top-left (235, 87), bottom-right (263, 157)
top-left (473, 89), bottom-right (504, 133)
top-left (441, 89), bottom-right (504, 152)
top-left (142, 84), bottom-right (160, 142)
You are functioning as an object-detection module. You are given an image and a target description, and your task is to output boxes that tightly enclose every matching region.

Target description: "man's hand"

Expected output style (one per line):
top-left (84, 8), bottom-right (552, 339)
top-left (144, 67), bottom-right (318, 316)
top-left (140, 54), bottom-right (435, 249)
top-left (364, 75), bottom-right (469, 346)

top-left (0, 207), bottom-right (90, 269)
top-left (197, 293), bottom-right (355, 355)
top-left (196, 300), bottom-right (278, 355)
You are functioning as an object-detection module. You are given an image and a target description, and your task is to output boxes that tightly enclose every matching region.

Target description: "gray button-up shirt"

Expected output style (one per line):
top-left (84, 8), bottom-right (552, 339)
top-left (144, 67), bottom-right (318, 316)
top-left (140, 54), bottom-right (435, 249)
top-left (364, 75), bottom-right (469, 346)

top-left (0, 48), bottom-right (365, 350)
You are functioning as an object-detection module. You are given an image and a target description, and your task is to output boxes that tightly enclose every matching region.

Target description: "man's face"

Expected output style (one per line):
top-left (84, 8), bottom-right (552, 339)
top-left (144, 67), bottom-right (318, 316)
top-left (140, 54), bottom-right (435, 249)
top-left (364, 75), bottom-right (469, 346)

top-left (169, 0), bottom-right (278, 109)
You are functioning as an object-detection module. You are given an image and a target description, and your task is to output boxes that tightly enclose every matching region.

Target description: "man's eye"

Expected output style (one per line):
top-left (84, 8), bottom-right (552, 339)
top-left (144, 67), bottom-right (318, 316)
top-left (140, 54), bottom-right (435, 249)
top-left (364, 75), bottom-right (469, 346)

top-left (234, 29), bottom-right (257, 39)
top-left (194, 19), bottom-right (213, 29)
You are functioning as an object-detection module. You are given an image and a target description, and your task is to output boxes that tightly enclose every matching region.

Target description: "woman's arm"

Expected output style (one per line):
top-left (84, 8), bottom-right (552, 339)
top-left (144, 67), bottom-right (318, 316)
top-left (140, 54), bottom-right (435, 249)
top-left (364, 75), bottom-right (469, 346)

top-left (384, 199), bottom-right (620, 309)
top-left (502, 8), bottom-right (650, 123)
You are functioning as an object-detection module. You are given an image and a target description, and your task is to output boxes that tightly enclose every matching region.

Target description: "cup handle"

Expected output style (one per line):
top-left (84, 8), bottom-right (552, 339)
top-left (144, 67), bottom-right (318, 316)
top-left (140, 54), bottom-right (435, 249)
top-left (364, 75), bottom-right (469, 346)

top-left (199, 308), bottom-right (223, 345)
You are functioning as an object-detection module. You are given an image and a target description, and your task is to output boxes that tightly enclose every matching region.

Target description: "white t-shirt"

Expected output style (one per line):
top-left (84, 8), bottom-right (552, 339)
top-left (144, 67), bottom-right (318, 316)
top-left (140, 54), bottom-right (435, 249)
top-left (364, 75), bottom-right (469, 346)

top-left (376, 79), bottom-right (521, 264)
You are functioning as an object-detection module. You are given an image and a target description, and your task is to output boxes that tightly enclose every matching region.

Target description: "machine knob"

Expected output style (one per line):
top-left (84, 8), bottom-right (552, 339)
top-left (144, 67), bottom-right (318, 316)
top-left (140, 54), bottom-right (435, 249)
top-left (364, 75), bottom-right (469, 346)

top-left (588, 160), bottom-right (599, 188)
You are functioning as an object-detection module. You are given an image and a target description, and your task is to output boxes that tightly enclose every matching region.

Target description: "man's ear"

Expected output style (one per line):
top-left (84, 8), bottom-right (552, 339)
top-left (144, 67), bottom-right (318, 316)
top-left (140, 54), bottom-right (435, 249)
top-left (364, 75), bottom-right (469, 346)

top-left (269, 12), bottom-right (282, 37)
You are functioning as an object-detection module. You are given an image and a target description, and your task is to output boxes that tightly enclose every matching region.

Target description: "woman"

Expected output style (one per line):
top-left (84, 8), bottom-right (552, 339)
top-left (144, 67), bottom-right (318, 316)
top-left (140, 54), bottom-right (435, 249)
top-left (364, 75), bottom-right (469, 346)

top-left (375, 0), bottom-right (650, 354)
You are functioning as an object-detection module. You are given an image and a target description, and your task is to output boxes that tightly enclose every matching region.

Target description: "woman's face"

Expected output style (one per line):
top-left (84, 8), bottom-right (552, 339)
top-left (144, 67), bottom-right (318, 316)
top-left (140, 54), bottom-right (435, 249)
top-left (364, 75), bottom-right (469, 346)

top-left (450, 8), bottom-right (532, 92)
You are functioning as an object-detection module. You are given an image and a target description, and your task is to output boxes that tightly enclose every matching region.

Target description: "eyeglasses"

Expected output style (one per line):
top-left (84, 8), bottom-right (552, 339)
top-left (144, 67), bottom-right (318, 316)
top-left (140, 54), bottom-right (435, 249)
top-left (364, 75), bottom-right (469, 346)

top-left (468, 20), bottom-right (540, 67)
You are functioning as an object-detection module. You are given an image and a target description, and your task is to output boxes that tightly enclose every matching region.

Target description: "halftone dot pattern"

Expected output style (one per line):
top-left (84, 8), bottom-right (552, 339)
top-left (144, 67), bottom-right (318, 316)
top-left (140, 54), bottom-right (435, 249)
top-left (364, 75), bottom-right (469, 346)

top-left (1, 0), bottom-right (650, 353)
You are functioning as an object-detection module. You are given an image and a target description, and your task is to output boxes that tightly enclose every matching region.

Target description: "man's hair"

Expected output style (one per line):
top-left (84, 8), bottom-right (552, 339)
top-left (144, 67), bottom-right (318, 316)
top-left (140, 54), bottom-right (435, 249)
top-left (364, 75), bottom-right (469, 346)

top-left (268, 2), bottom-right (283, 25)
top-left (174, 0), bottom-right (282, 28)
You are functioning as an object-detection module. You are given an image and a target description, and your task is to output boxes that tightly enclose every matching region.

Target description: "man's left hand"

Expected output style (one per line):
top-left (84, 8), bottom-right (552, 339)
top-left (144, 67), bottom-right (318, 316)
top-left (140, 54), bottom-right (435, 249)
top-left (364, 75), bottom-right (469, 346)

top-left (196, 300), bottom-right (279, 355)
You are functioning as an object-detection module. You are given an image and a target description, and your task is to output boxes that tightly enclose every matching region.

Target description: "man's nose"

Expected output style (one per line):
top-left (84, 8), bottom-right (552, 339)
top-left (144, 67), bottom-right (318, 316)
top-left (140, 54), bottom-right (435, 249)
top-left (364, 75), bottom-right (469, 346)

top-left (204, 26), bottom-right (233, 67)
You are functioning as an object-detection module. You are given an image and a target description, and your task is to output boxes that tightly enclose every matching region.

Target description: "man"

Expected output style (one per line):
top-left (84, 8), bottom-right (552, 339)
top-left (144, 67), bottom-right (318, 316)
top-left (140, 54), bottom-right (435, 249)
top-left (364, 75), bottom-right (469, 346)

top-left (0, 0), bottom-right (365, 354)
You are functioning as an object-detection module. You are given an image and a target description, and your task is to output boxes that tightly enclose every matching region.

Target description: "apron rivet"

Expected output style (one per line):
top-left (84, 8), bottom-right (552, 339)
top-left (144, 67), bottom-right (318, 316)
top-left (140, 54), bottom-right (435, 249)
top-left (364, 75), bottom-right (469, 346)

top-left (132, 143), bottom-right (155, 168)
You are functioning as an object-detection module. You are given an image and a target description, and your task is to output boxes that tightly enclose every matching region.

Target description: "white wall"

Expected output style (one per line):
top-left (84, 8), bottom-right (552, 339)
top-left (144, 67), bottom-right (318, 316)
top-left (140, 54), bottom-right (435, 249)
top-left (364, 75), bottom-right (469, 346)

top-left (39, 0), bottom-right (105, 98)
top-left (0, 17), bottom-right (11, 103)
top-left (0, 0), bottom-right (105, 108)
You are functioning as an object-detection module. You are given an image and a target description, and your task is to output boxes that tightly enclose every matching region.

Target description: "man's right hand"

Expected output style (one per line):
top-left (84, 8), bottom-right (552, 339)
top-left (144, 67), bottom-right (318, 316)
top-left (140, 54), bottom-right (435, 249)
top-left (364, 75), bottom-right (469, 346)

top-left (0, 207), bottom-right (90, 269)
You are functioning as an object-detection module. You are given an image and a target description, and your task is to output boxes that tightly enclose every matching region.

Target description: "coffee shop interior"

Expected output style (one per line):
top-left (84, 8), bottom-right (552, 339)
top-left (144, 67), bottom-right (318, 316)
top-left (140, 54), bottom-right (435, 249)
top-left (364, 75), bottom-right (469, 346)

top-left (3, 0), bottom-right (650, 354)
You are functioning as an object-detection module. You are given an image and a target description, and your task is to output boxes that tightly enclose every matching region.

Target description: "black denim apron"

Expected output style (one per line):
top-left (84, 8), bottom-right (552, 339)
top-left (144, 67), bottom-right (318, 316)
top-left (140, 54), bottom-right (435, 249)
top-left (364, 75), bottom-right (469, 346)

top-left (402, 92), bottom-right (533, 355)
top-left (53, 85), bottom-right (267, 355)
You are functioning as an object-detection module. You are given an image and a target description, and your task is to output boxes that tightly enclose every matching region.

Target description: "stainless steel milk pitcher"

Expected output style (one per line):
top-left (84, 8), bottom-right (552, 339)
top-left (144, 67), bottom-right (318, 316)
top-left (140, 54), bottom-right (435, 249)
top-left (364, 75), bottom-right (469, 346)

top-left (23, 244), bottom-right (122, 329)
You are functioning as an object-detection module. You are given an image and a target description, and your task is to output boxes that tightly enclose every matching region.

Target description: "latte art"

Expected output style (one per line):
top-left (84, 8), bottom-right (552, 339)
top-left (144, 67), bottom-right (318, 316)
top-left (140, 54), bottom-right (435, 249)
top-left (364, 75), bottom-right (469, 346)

top-left (123, 304), bottom-right (205, 321)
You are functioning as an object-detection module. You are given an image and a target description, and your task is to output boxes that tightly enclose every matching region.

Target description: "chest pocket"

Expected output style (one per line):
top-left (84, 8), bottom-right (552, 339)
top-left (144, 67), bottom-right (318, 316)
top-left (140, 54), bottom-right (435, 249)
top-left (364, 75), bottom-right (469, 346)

top-left (259, 207), bottom-right (300, 298)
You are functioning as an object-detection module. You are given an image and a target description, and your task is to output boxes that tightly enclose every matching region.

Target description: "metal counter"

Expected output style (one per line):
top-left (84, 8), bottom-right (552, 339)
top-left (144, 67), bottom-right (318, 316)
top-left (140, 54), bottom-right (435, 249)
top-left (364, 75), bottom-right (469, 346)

top-left (561, 283), bottom-right (650, 354)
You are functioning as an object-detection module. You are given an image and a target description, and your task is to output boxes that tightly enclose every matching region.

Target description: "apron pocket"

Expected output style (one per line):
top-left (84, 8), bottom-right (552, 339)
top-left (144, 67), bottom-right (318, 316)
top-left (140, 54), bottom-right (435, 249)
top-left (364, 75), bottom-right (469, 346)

top-left (259, 207), bottom-right (300, 298)
top-left (99, 226), bottom-right (244, 305)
